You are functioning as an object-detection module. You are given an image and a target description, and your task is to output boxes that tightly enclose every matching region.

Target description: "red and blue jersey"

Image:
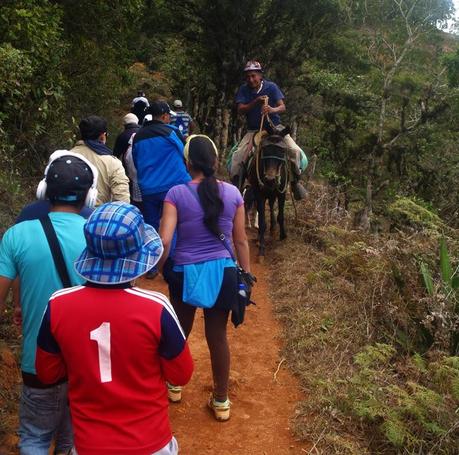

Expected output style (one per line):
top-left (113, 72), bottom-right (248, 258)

top-left (36, 284), bottom-right (193, 455)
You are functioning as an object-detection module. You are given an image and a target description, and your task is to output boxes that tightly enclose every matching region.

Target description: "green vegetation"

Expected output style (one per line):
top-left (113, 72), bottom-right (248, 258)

top-left (420, 237), bottom-right (459, 355)
top-left (344, 344), bottom-right (459, 452)
top-left (1, 0), bottom-right (459, 453)
top-left (387, 197), bottom-right (447, 233)
top-left (1, 0), bottom-right (458, 227)
top-left (269, 182), bottom-right (459, 453)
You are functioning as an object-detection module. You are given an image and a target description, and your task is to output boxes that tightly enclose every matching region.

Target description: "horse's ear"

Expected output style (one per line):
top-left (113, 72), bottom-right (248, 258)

top-left (280, 125), bottom-right (291, 137)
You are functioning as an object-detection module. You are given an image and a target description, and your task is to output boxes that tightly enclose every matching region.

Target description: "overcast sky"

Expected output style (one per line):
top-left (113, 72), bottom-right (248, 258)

top-left (448, 0), bottom-right (458, 31)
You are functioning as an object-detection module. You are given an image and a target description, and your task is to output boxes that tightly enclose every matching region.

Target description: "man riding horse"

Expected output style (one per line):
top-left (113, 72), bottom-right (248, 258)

top-left (230, 60), bottom-right (307, 200)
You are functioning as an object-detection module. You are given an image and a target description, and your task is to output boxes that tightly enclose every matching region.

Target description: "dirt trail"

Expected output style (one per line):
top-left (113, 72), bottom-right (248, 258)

top-left (141, 247), bottom-right (310, 455)
top-left (0, 246), bottom-right (310, 455)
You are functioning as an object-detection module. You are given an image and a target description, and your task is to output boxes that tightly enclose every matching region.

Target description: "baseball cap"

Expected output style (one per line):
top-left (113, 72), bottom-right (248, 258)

top-left (74, 202), bottom-right (164, 284)
top-left (79, 116), bottom-right (108, 140)
top-left (148, 101), bottom-right (176, 117)
top-left (46, 155), bottom-right (95, 203)
top-left (244, 60), bottom-right (263, 72)
top-left (173, 99), bottom-right (183, 108)
top-left (123, 113), bottom-right (139, 125)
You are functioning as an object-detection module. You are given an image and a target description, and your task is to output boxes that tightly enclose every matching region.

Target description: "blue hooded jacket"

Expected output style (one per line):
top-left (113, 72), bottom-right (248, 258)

top-left (132, 120), bottom-right (191, 195)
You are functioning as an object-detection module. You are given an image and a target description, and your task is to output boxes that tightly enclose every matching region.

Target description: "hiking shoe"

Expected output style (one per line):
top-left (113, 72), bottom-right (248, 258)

top-left (167, 383), bottom-right (182, 403)
top-left (207, 394), bottom-right (231, 421)
top-left (291, 181), bottom-right (308, 200)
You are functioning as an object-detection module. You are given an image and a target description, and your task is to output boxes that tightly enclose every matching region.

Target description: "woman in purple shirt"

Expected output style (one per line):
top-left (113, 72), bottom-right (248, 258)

top-left (159, 135), bottom-right (250, 421)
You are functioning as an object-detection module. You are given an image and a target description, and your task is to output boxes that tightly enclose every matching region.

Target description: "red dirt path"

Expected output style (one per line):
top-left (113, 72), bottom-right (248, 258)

top-left (140, 252), bottom-right (310, 454)
top-left (0, 248), bottom-right (310, 455)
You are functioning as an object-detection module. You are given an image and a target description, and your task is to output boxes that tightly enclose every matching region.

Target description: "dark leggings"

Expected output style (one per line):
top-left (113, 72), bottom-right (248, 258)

top-left (170, 297), bottom-right (230, 401)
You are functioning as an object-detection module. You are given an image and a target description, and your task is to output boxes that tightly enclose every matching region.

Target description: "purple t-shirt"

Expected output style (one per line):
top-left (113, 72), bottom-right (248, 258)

top-left (164, 181), bottom-right (244, 265)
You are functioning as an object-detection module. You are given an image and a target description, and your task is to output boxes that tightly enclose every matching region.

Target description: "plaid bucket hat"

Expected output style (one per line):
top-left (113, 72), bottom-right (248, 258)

top-left (74, 202), bottom-right (163, 284)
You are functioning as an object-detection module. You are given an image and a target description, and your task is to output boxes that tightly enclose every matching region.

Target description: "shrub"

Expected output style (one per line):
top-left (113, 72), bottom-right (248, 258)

top-left (420, 238), bottom-right (459, 355)
top-left (342, 344), bottom-right (459, 453)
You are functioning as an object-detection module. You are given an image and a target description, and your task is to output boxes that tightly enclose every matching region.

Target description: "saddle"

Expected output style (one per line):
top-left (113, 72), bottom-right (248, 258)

top-left (260, 125), bottom-right (289, 153)
top-left (244, 136), bottom-right (288, 182)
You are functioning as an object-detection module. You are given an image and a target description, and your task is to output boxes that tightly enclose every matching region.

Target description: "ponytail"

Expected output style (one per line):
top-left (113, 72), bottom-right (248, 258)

top-left (198, 173), bottom-right (223, 237)
top-left (185, 135), bottom-right (223, 236)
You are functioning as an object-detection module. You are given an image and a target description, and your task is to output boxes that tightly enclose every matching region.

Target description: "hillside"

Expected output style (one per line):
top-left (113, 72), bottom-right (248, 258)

top-left (1, 0), bottom-right (459, 453)
top-left (268, 182), bottom-right (459, 453)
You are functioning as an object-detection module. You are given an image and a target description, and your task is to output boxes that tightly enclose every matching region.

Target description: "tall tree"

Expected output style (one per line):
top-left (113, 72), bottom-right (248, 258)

top-left (147, 0), bottom-right (342, 154)
top-left (345, 0), bottom-right (454, 229)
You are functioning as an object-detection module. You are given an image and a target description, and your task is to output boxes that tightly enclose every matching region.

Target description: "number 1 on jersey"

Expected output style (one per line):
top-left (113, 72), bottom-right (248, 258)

top-left (90, 322), bottom-right (112, 383)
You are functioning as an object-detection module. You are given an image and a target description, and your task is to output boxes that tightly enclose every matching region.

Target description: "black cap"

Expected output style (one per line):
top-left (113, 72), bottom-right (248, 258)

top-left (46, 156), bottom-right (94, 203)
top-left (147, 101), bottom-right (176, 117)
top-left (79, 116), bottom-right (107, 140)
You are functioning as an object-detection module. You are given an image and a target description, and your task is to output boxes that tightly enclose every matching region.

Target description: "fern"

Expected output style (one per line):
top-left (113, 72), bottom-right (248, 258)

top-left (342, 346), bottom-right (459, 452)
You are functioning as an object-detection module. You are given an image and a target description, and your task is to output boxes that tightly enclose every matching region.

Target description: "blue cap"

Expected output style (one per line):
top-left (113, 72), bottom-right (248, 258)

top-left (147, 101), bottom-right (176, 117)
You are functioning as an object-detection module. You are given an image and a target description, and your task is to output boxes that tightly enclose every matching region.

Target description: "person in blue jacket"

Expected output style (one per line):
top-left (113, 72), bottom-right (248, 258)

top-left (132, 101), bottom-right (191, 277)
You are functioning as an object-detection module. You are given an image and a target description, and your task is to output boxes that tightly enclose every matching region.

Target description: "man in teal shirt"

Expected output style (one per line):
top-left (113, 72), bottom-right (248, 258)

top-left (0, 151), bottom-right (98, 455)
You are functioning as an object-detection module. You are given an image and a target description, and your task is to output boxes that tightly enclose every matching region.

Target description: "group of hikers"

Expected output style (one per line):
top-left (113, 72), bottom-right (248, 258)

top-left (0, 60), bottom-right (305, 454)
top-left (129, 94), bottom-right (195, 138)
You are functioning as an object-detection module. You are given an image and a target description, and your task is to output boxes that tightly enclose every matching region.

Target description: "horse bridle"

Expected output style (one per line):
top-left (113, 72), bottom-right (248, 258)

top-left (255, 141), bottom-right (289, 194)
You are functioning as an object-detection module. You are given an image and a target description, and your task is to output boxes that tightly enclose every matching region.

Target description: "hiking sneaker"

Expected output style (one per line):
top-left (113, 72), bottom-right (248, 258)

top-left (167, 383), bottom-right (182, 403)
top-left (207, 394), bottom-right (231, 421)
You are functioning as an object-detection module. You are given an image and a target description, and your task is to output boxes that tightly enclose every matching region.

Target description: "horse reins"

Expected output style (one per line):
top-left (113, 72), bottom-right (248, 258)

top-left (254, 98), bottom-right (267, 189)
top-left (255, 97), bottom-right (289, 193)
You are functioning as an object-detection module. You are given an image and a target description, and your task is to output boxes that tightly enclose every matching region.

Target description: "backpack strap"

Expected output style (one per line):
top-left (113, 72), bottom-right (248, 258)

top-left (39, 215), bottom-right (72, 288)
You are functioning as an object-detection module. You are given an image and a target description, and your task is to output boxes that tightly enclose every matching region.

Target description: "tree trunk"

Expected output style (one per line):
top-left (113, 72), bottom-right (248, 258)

top-left (221, 107), bottom-right (230, 161)
top-left (361, 155), bottom-right (373, 232)
top-left (204, 99), bottom-right (213, 134)
top-left (361, 32), bottom-right (415, 231)
top-left (214, 105), bottom-right (223, 151)
top-left (193, 96), bottom-right (199, 127)
top-left (291, 117), bottom-right (298, 141)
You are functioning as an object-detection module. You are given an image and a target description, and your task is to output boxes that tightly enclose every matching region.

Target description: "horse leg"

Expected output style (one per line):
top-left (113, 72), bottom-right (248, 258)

top-left (242, 187), bottom-right (251, 228)
top-left (278, 193), bottom-right (287, 240)
top-left (256, 194), bottom-right (267, 258)
top-left (269, 196), bottom-right (276, 234)
top-left (247, 186), bottom-right (258, 229)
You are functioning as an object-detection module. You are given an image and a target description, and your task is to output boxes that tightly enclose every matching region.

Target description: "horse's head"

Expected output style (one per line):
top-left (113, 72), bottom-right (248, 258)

top-left (258, 125), bottom-right (290, 187)
top-left (261, 144), bottom-right (286, 184)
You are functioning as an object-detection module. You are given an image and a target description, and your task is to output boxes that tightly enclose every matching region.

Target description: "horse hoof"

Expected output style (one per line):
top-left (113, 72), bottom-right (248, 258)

top-left (280, 234), bottom-right (287, 241)
top-left (257, 255), bottom-right (265, 264)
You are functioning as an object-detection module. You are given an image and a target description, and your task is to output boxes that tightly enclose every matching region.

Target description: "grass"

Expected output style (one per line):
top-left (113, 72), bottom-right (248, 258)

top-left (0, 168), bottom-right (30, 453)
top-left (267, 181), bottom-right (459, 454)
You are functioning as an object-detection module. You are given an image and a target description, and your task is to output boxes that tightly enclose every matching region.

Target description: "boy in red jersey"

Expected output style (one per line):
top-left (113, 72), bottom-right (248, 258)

top-left (35, 202), bottom-right (193, 455)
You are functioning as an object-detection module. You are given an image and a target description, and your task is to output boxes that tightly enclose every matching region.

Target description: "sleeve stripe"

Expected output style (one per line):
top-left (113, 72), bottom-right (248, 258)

top-left (125, 288), bottom-right (185, 338)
